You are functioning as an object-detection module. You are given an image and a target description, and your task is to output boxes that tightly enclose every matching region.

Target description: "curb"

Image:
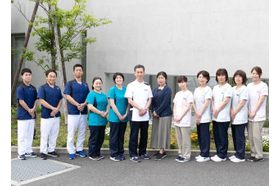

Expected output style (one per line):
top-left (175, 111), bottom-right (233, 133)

top-left (11, 146), bottom-right (269, 158)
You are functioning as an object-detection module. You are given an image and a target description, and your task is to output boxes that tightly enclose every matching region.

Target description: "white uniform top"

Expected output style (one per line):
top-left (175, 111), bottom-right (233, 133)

top-left (173, 90), bottom-right (193, 127)
top-left (247, 81), bottom-right (268, 122)
top-left (212, 83), bottom-right (233, 122)
top-left (193, 86), bottom-right (212, 123)
top-left (231, 85), bottom-right (248, 125)
top-left (124, 80), bottom-right (153, 121)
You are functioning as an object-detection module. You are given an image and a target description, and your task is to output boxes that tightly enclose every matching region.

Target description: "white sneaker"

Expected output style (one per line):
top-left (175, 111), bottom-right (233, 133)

top-left (229, 155), bottom-right (236, 160)
top-left (196, 156), bottom-right (210, 162)
top-left (230, 157), bottom-right (245, 163)
top-left (195, 155), bottom-right (202, 160)
top-left (211, 155), bottom-right (226, 162)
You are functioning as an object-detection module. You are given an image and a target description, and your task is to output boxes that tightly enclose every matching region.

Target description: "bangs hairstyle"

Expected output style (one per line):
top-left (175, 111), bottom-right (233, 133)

top-left (113, 72), bottom-right (125, 82)
top-left (233, 70), bottom-right (247, 85)
top-left (215, 68), bottom-right (228, 82)
top-left (21, 68), bottom-right (32, 75)
top-left (196, 70), bottom-right (210, 83)
top-left (251, 66), bottom-right (262, 77)
top-left (91, 77), bottom-right (103, 90)
top-left (177, 75), bottom-right (188, 83)
top-left (45, 69), bottom-right (57, 77)
top-left (156, 71), bottom-right (168, 80)
top-left (73, 64), bottom-right (83, 71)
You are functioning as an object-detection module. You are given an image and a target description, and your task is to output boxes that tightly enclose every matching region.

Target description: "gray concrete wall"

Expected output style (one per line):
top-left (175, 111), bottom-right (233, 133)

top-left (11, 0), bottom-right (268, 92)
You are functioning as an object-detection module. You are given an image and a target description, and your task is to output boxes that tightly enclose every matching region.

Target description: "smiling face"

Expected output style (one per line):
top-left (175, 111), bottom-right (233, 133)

top-left (22, 72), bottom-right (32, 85)
top-left (217, 75), bottom-right (226, 85)
top-left (46, 72), bottom-right (57, 85)
top-left (115, 75), bottom-right (124, 86)
top-left (134, 67), bottom-right (145, 82)
top-left (197, 74), bottom-right (207, 86)
top-left (157, 75), bottom-right (166, 87)
top-left (251, 70), bottom-right (260, 82)
top-left (93, 79), bottom-right (103, 91)
top-left (234, 74), bottom-right (243, 86)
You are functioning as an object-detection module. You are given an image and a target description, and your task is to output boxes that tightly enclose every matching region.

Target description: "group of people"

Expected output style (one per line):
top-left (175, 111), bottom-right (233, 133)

top-left (16, 64), bottom-right (268, 164)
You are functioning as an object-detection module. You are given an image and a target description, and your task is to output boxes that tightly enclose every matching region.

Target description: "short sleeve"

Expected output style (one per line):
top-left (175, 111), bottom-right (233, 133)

top-left (205, 87), bottom-right (212, 100)
top-left (86, 92), bottom-right (94, 105)
top-left (124, 84), bottom-right (132, 98)
top-left (224, 85), bottom-right (233, 98)
top-left (16, 86), bottom-right (24, 100)
top-left (108, 87), bottom-right (115, 100)
top-left (187, 92), bottom-right (194, 104)
top-left (260, 83), bottom-right (268, 96)
top-left (148, 85), bottom-right (153, 98)
top-left (38, 86), bottom-right (45, 99)
top-left (240, 87), bottom-right (248, 101)
top-left (63, 81), bottom-right (72, 95)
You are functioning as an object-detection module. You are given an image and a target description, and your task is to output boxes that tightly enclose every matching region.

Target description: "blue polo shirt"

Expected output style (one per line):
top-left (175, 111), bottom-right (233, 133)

top-left (64, 80), bottom-right (89, 115)
top-left (108, 86), bottom-right (128, 123)
top-left (38, 83), bottom-right (63, 118)
top-left (86, 91), bottom-right (108, 126)
top-left (16, 83), bottom-right (37, 120)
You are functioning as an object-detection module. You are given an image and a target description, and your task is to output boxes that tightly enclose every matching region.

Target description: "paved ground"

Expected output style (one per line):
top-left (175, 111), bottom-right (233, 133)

top-left (11, 150), bottom-right (269, 186)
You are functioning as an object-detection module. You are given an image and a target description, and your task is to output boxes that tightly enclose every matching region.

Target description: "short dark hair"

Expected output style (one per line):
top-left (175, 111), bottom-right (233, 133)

top-left (215, 68), bottom-right (228, 82)
top-left (134, 64), bottom-right (145, 72)
top-left (73, 64), bottom-right (83, 71)
top-left (21, 68), bottom-right (32, 75)
top-left (45, 69), bottom-right (57, 77)
top-left (91, 77), bottom-right (103, 90)
top-left (233, 70), bottom-right (247, 85)
top-left (156, 71), bottom-right (168, 80)
top-left (251, 66), bottom-right (262, 77)
top-left (113, 72), bottom-right (125, 82)
top-left (197, 70), bottom-right (210, 83)
top-left (177, 75), bottom-right (188, 83)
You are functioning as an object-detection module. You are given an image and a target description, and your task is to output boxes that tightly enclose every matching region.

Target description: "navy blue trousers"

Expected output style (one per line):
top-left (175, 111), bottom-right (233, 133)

top-left (213, 121), bottom-right (230, 159)
top-left (129, 121), bottom-right (149, 157)
top-left (88, 126), bottom-right (105, 157)
top-left (231, 123), bottom-right (247, 159)
top-left (109, 122), bottom-right (127, 157)
top-left (197, 122), bottom-right (210, 157)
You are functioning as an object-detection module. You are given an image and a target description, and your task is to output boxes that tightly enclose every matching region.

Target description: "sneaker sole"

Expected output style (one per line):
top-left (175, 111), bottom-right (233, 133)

top-left (110, 157), bottom-right (120, 162)
top-left (196, 158), bottom-right (210, 162)
top-left (155, 154), bottom-right (167, 161)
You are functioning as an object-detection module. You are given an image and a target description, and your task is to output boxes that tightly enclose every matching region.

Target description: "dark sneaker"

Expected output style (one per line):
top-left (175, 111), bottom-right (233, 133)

top-left (140, 153), bottom-right (151, 160)
top-left (18, 154), bottom-right (26, 160)
top-left (89, 155), bottom-right (104, 161)
top-left (118, 154), bottom-right (126, 161)
top-left (47, 151), bottom-right (59, 157)
top-left (176, 156), bottom-right (190, 163)
top-left (175, 155), bottom-right (182, 161)
top-left (69, 154), bottom-right (76, 160)
top-left (253, 157), bottom-right (264, 162)
top-left (76, 150), bottom-right (87, 158)
top-left (130, 156), bottom-right (141, 163)
top-left (110, 156), bottom-right (121, 162)
top-left (153, 151), bottom-right (160, 156)
top-left (247, 156), bottom-right (255, 162)
top-left (25, 152), bottom-right (37, 158)
top-left (40, 153), bottom-right (47, 160)
top-left (155, 152), bottom-right (167, 161)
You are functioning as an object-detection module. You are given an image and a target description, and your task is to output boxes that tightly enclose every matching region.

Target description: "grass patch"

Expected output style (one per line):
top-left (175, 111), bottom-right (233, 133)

top-left (11, 107), bottom-right (268, 152)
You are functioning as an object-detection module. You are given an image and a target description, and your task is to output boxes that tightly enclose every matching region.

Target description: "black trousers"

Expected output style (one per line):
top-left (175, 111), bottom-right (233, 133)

top-left (231, 123), bottom-right (247, 159)
top-left (129, 121), bottom-right (149, 157)
top-left (88, 126), bottom-right (105, 157)
top-left (109, 122), bottom-right (127, 157)
top-left (213, 121), bottom-right (230, 159)
top-left (197, 122), bottom-right (210, 157)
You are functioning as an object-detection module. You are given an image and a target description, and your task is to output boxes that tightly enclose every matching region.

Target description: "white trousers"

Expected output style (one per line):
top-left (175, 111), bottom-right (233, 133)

top-left (40, 117), bottom-right (60, 154)
top-left (17, 119), bottom-right (35, 155)
top-left (67, 114), bottom-right (87, 154)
